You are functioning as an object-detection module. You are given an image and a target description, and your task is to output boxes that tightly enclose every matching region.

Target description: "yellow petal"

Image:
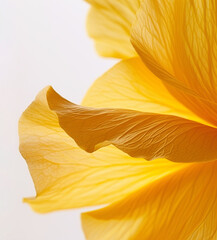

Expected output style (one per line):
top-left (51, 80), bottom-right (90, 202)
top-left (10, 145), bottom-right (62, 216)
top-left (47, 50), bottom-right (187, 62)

top-left (82, 57), bottom-right (204, 124)
top-left (82, 160), bottom-right (217, 240)
top-left (47, 87), bottom-right (217, 163)
top-left (131, 0), bottom-right (217, 126)
top-left (85, 0), bottom-right (141, 58)
top-left (19, 87), bottom-right (183, 213)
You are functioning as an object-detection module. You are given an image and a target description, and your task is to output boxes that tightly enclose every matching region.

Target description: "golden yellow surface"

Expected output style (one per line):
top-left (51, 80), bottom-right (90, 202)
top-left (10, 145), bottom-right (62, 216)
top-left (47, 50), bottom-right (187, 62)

top-left (85, 0), bottom-right (140, 58)
top-left (19, 0), bottom-right (217, 239)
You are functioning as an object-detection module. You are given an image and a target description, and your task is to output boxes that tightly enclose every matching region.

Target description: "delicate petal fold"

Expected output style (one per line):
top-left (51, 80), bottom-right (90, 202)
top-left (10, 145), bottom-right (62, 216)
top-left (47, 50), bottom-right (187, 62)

top-left (85, 0), bottom-right (141, 58)
top-left (47, 87), bottom-right (217, 163)
top-left (131, 0), bottom-right (217, 125)
top-left (19, 87), bottom-right (184, 213)
top-left (82, 161), bottom-right (217, 240)
top-left (83, 58), bottom-right (204, 124)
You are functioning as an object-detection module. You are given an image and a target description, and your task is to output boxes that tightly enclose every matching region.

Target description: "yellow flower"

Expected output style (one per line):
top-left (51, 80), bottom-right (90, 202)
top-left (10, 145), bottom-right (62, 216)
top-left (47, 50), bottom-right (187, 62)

top-left (19, 0), bottom-right (217, 239)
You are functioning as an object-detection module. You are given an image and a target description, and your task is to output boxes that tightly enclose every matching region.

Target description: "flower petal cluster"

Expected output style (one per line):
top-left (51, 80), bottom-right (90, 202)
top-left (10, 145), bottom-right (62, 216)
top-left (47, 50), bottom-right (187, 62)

top-left (19, 0), bottom-right (217, 239)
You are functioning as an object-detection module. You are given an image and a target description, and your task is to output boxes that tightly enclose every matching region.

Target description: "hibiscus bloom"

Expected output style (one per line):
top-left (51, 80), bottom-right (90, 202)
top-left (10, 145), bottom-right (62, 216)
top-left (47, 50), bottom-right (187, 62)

top-left (19, 0), bottom-right (217, 239)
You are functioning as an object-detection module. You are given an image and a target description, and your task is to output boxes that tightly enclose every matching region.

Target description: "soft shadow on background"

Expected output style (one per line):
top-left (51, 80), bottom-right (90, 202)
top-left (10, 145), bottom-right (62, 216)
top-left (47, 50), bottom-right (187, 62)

top-left (0, 1), bottom-right (116, 239)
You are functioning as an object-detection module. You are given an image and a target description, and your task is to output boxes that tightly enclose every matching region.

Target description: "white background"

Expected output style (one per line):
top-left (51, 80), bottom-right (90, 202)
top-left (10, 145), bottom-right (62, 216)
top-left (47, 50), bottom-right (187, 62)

top-left (0, 1), bottom-right (116, 239)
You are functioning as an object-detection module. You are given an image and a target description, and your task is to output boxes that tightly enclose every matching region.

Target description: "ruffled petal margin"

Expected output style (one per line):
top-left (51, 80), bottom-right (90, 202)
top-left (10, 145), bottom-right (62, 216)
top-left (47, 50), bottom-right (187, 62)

top-left (47, 86), bottom-right (217, 163)
top-left (19, 87), bottom-right (185, 213)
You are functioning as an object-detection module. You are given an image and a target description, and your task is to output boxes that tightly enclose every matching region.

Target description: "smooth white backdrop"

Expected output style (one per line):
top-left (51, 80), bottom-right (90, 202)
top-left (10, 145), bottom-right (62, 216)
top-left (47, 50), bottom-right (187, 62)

top-left (0, 1), bottom-right (116, 239)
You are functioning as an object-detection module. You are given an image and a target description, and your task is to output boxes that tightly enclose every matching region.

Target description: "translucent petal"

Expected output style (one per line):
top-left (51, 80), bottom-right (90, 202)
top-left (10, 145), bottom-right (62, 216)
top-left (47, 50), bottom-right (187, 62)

top-left (82, 161), bottom-right (217, 240)
top-left (131, 0), bottom-right (217, 125)
top-left (86, 0), bottom-right (141, 58)
top-left (83, 58), bottom-right (204, 124)
top-left (47, 87), bottom-right (217, 163)
top-left (19, 87), bottom-right (183, 213)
